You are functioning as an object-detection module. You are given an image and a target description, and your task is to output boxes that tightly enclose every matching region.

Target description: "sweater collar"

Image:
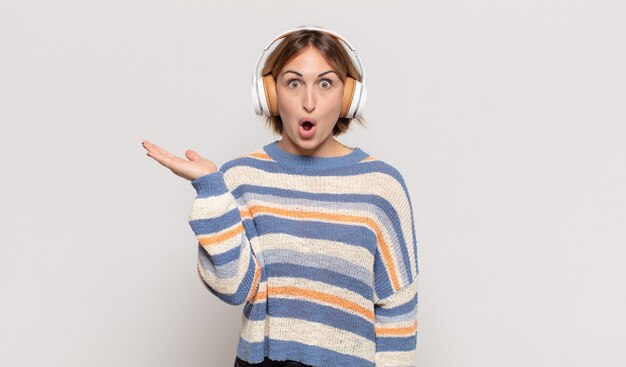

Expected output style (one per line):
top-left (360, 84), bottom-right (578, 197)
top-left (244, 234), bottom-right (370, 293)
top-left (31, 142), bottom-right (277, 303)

top-left (263, 140), bottom-right (369, 171)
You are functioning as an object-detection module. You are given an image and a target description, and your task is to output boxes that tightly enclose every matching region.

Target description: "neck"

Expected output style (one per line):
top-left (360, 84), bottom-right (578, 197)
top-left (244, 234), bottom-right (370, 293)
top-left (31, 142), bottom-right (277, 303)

top-left (277, 136), bottom-right (353, 158)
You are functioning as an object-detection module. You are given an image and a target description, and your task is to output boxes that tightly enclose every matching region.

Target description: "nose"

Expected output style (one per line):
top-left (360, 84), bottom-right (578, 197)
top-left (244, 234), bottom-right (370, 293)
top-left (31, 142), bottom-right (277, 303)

top-left (302, 86), bottom-right (316, 113)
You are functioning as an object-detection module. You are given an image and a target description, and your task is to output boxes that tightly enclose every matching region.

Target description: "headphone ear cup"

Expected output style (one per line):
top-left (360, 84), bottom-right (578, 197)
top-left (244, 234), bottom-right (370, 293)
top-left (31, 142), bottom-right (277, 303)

top-left (341, 77), bottom-right (357, 118)
top-left (262, 74), bottom-right (279, 116)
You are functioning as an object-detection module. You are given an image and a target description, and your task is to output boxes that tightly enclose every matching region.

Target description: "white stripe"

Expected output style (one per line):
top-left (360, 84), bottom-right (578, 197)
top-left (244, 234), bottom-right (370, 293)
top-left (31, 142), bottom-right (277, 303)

top-left (376, 280), bottom-right (418, 308)
top-left (375, 350), bottom-right (416, 366)
top-left (188, 192), bottom-right (238, 221)
top-left (259, 232), bottom-right (374, 270)
top-left (240, 318), bottom-right (267, 343)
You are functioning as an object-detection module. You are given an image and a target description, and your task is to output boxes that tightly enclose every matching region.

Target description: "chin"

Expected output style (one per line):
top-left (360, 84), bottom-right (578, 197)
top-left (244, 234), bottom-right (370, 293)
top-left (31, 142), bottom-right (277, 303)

top-left (294, 140), bottom-right (319, 151)
top-left (283, 127), bottom-right (331, 153)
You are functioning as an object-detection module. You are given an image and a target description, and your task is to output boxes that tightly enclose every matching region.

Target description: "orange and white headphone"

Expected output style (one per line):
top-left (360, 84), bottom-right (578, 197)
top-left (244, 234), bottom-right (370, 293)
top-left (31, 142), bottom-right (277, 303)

top-left (251, 26), bottom-right (367, 119)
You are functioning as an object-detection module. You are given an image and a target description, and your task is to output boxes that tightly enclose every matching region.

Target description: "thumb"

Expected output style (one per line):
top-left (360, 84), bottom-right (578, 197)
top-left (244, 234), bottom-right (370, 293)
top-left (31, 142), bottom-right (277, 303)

top-left (185, 149), bottom-right (201, 161)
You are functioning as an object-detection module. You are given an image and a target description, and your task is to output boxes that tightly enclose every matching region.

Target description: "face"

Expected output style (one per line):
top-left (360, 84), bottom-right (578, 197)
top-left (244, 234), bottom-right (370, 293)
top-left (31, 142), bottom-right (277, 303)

top-left (275, 46), bottom-right (345, 156)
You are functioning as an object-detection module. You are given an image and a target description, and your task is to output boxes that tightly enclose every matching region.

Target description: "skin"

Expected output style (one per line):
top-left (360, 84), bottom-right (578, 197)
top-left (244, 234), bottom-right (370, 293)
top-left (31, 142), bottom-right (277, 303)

top-left (275, 45), bottom-right (353, 157)
top-left (142, 45), bottom-right (352, 181)
top-left (141, 140), bottom-right (217, 181)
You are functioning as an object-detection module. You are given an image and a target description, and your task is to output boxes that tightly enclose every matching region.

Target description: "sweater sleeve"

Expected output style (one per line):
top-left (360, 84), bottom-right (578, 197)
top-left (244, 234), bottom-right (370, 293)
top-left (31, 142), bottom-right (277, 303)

top-left (187, 171), bottom-right (262, 306)
top-left (373, 174), bottom-right (419, 366)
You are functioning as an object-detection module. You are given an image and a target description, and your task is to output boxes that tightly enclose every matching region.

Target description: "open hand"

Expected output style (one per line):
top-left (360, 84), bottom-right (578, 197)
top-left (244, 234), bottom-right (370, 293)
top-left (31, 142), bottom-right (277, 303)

top-left (142, 140), bottom-right (218, 181)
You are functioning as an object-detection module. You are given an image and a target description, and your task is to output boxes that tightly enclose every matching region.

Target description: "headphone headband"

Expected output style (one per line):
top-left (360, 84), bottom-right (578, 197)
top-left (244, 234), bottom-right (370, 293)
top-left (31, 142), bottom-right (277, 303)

top-left (251, 26), bottom-right (367, 118)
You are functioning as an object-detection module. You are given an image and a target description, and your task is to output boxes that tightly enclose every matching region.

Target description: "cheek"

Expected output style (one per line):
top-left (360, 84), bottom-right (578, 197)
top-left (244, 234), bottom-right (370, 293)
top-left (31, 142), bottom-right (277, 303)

top-left (331, 85), bottom-right (345, 109)
top-left (327, 92), bottom-right (344, 115)
top-left (276, 90), bottom-right (295, 116)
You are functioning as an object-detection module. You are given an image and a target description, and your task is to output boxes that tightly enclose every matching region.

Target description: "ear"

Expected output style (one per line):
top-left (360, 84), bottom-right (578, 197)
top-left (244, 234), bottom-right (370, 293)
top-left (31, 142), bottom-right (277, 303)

top-left (340, 77), bottom-right (356, 118)
top-left (262, 74), bottom-right (279, 116)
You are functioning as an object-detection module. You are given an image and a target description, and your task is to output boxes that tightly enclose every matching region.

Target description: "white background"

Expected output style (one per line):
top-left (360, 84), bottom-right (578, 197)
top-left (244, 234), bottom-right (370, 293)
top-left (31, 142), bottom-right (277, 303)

top-left (1, 1), bottom-right (625, 366)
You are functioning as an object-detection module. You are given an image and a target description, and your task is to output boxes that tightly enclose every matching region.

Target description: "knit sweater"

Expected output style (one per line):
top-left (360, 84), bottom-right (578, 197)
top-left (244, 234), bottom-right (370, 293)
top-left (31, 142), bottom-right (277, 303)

top-left (188, 140), bottom-right (419, 367)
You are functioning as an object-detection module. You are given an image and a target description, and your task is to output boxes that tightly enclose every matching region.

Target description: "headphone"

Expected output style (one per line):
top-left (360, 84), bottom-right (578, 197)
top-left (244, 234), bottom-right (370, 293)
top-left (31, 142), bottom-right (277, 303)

top-left (251, 26), bottom-right (367, 119)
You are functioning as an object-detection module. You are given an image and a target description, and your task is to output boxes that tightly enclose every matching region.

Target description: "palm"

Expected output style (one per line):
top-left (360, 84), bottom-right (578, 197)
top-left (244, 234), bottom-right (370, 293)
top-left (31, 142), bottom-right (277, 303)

top-left (142, 140), bottom-right (217, 181)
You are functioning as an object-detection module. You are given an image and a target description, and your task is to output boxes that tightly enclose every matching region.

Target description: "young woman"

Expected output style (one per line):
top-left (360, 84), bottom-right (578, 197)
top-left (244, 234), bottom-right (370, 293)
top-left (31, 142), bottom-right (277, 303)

top-left (142, 27), bottom-right (419, 367)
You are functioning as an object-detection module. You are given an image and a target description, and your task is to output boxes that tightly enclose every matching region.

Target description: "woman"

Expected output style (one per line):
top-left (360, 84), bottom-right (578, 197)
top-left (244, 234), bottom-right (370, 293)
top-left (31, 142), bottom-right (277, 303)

top-left (142, 27), bottom-right (419, 367)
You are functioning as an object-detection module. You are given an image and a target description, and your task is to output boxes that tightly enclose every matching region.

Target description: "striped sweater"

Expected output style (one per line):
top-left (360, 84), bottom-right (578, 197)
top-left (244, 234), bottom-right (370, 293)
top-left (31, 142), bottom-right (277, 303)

top-left (188, 140), bottom-right (419, 367)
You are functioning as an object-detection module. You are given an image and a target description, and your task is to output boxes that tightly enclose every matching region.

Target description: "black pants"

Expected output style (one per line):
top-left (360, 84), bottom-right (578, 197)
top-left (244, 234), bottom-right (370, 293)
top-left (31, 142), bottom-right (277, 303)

top-left (234, 356), bottom-right (313, 367)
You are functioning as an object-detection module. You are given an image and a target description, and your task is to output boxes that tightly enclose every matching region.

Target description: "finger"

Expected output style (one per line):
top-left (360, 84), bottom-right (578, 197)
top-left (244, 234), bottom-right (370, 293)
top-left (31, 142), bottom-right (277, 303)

top-left (141, 140), bottom-right (157, 152)
top-left (146, 146), bottom-right (180, 168)
top-left (144, 141), bottom-right (176, 160)
top-left (146, 150), bottom-right (170, 167)
top-left (185, 149), bottom-right (200, 161)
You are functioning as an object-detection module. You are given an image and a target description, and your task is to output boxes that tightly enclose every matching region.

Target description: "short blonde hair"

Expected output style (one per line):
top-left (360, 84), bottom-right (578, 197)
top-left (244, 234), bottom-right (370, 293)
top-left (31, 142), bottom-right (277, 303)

top-left (261, 29), bottom-right (366, 136)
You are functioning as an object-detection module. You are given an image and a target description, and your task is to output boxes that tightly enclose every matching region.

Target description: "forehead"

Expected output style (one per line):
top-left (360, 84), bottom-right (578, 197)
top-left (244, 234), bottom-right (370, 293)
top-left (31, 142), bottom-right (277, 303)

top-left (281, 46), bottom-right (335, 74)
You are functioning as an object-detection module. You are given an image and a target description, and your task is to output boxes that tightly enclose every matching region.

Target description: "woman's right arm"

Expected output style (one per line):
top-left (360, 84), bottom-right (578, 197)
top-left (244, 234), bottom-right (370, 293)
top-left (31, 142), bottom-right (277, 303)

top-left (188, 172), bottom-right (262, 305)
top-left (142, 140), bottom-right (262, 305)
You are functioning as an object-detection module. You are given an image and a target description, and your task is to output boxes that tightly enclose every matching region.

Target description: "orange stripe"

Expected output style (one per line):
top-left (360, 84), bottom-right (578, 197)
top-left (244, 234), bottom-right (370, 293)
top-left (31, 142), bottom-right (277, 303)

top-left (269, 285), bottom-right (374, 321)
top-left (246, 257), bottom-right (262, 302)
top-left (249, 205), bottom-right (401, 291)
top-left (240, 208), bottom-right (252, 219)
top-left (248, 152), bottom-right (272, 160)
top-left (371, 225), bottom-right (401, 292)
top-left (375, 320), bottom-right (418, 335)
top-left (253, 291), bottom-right (267, 301)
top-left (199, 224), bottom-right (244, 246)
top-left (362, 156), bottom-right (375, 162)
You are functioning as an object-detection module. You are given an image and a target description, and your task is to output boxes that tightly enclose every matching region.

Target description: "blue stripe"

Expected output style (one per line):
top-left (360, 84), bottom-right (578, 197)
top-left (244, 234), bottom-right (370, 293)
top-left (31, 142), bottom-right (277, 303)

top-left (375, 293), bottom-right (418, 317)
top-left (232, 183), bottom-right (375, 202)
top-left (269, 298), bottom-right (375, 340)
top-left (377, 309), bottom-right (417, 324)
top-left (188, 207), bottom-right (240, 235)
top-left (242, 217), bottom-right (259, 235)
top-left (237, 337), bottom-right (375, 366)
top-left (198, 249), bottom-right (257, 305)
top-left (206, 242), bottom-right (242, 266)
top-left (376, 335), bottom-right (417, 352)
top-left (190, 171), bottom-right (228, 198)
top-left (243, 299), bottom-right (267, 321)
top-left (236, 339), bottom-right (266, 364)
top-left (374, 249), bottom-right (394, 300)
top-left (198, 244), bottom-right (240, 277)
top-left (254, 215), bottom-right (377, 255)
top-left (268, 339), bottom-right (374, 367)
top-left (269, 263), bottom-right (372, 300)
top-left (264, 249), bottom-right (371, 285)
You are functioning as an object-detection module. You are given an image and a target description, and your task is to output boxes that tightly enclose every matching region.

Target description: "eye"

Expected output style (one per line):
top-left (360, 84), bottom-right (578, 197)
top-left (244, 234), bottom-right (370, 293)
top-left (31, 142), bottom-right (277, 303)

top-left (287, 80), bottom-right (301, 89)
top-left (319, 79), bottom-right (332, 89)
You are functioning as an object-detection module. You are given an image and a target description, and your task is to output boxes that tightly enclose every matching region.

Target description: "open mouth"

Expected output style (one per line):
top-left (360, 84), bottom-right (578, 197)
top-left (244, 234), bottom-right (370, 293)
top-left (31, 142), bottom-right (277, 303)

top-left (298, 118), bottom-right (317, 138)
top-left (298, 118), bottom-right (317, 128)
top-left (302, 121), bottom-right (314, 131)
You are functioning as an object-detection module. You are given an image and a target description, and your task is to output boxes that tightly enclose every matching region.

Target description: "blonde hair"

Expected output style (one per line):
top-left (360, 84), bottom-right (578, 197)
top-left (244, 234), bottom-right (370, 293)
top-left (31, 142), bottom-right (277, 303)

top-left (261, 29), bottom-right (367, 136)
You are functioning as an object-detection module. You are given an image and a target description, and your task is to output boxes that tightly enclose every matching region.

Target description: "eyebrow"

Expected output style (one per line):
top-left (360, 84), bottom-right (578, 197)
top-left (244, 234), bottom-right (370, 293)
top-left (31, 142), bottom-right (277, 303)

top-left (282, 70), bottom-right (337, 78)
